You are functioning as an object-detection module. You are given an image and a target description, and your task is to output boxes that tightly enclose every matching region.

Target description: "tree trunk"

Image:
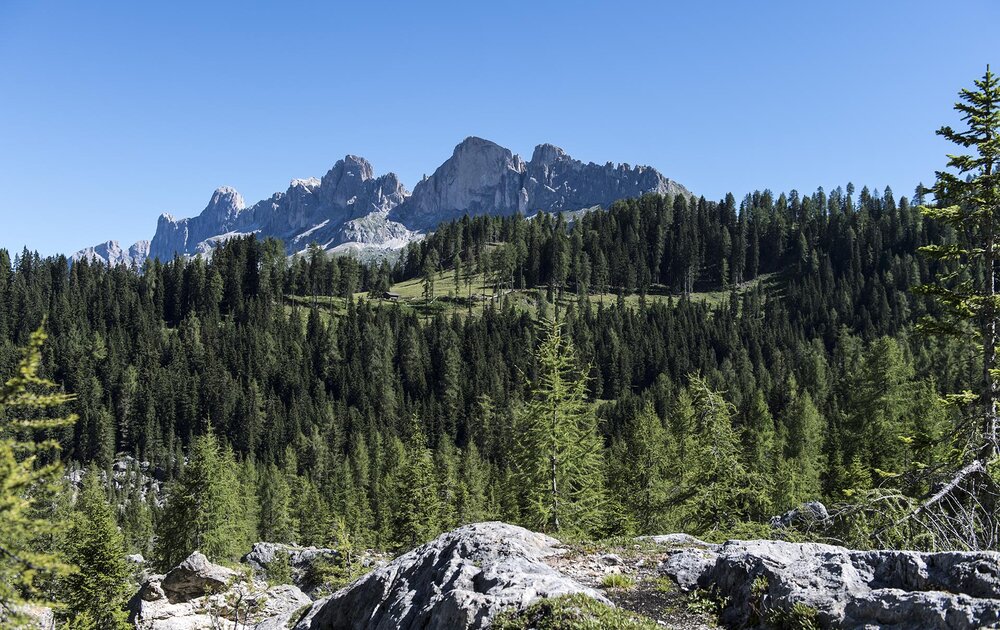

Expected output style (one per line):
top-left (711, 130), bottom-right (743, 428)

top-left (551, 400), bottom-right (560, 533)
top-left (986, 156), bottom-right (999, 460)
top-left (550, 452), bottom-right (559, 533)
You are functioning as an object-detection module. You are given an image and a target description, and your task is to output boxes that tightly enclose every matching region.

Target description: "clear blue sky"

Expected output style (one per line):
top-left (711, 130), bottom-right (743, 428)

top-left (1, 0), bottom-right (998, 256)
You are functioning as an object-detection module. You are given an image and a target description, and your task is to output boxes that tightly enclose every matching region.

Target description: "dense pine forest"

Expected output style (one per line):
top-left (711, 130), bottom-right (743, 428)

top-left (0, 179), bottom-right (971, 557)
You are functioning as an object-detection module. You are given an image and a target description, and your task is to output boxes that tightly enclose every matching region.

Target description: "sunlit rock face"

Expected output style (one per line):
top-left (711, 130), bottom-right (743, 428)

top-left (76, 138), bottom-right (689, 263)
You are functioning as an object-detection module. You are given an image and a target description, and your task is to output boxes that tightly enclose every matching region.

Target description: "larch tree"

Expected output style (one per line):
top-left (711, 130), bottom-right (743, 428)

top-left (512, 318), bottom-right (605, 536)
top-left (0, 327), bottom-right (76, 628)
top-left (668, 377), bottom-right (767, 534)
top-left (608, 402), bottom-right (672, 535)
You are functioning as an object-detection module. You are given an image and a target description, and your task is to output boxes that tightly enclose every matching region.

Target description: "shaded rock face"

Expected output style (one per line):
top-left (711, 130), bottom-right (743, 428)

top-left (660, 538), bottom-right (1000, 629)
top-left (242, 542), bottom-right (340, 594)
top-left (294, 522), bottom-right (606, 630)
top-left (79, 138), bottom-right (688, 263)
top-left (389, 137), bottom-right (528, 230)
top-left (130, 551), bottom-right (310, 630)
top-left (149, 186), bottom-right (247, 261)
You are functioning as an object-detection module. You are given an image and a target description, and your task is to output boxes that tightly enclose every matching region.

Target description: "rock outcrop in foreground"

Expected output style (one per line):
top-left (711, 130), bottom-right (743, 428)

top-left (121, 524), bottom-right (1000, 629)
top-left (293, 522), bottom-right (605, 630)
top-left (130, 551), bottom-right (310, 630)
top-left (661, 539), bottom-right (1000, 629)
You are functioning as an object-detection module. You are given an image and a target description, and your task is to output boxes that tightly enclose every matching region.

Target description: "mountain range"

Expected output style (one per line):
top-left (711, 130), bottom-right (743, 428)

top-left (72, 137), bottom-right (689, 265)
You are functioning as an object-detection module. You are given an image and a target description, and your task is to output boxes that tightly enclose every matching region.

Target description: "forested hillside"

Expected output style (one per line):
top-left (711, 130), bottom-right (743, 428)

top-left (0, 178), bottom-right (973, 561)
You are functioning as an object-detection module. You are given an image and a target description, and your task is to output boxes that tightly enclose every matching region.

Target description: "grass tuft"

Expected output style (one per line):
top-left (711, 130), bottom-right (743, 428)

top-left (491, 594), bottom-right (660, 630)
top-left (600, 573), bottom-right (636, 590)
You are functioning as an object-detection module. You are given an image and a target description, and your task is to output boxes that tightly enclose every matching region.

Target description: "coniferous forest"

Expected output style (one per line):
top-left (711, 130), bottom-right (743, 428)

top-left (0, 178), bottom-right (968, 549)
top-left (1, 66), bottom-right (999, 628)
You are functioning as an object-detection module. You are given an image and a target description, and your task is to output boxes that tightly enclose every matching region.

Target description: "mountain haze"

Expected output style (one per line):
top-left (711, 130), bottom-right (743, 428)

top-left (73, 137), bottom-right (688, 264)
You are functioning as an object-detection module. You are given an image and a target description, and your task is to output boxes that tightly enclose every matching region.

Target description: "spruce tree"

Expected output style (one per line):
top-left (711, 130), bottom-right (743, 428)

top-left (155, 430), bottom-right (256, 568)
top-left (900, 66), bottom-right (1000, 548)
top-left (394, 417), bottom-right (441, 549)
top-left (780, 384), bottom-right (825, 504)
top-left (257, 463), bottom-right (294, 543)
top-left (293, 477), bottom-right (330, 547)
top-left (918, 65), bottom-right (1000, 458)
top-left (455, 442), bottom-right (491, 525)
top-left (62, 473), bottom-right (130, 630)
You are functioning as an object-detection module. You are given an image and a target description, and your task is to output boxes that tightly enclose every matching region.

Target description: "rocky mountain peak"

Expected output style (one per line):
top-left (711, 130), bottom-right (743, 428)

top-left (77, 138), bottom-right (690, 263)
top-left (70, 239), bottom-right (150, 268)
top-left (203, 186), bottom-right (245, 222)
top-left (389, 137), bottom-right (688, 230)
top-left (335, 154), bottom-right (376, 181)
top-left (448, 136), bottom-right (525, 172)
top-left (530, 142), bottom-right (568, 166)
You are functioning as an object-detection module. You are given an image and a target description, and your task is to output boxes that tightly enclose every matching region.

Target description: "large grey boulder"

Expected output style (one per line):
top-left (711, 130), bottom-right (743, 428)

top-left (160, 551), bottom-right (238, 602)
top-left (10, 605), bottom-right (54, 629)
top-left (247, 584), bottom-right (313, 630)
top-left (661, 538), bottom-right (1000, 629)
top-left (243, 542), bottom-right (332, 570)
top-left (770, 500), bottom-right (830, 529)
top-left (294, 522), bottom-right (606, 630)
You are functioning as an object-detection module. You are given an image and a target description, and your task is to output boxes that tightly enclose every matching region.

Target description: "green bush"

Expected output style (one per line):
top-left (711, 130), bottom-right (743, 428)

top-left (769, 601), bottom-right (821, 630)
top-left (263, 552), bottom-right (292, 586)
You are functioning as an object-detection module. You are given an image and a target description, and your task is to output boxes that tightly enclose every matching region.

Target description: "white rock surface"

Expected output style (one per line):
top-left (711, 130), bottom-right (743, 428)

top-left (661, 538), bottom-right (1000, 629)
top-left (293, 522), bottom-right (607, 630)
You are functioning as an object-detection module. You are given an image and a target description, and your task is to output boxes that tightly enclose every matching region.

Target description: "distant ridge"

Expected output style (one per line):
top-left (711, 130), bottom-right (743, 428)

top-left (73, 138), bottom-right (689, 265)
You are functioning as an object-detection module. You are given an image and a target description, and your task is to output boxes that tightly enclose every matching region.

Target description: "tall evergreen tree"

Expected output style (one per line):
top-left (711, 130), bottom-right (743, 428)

top-left (258, 462), bottom-right (294, 543)
top-left (393, 417), bottom-right (441, 549)
top-left (62, 473), bottom-right (130, 629)
top-left (608, 403), bottom-right (672, 534)
top-left (155, 430), bottom-right (256, 568)
top-left (667, 377), bottom-right (767, 534)
top-left (918, 65), bottom-right (1000, 458)
top-left (293, 477), bottom-right (330, 547)
top-left (512, 318), bottom-right (604, 535)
